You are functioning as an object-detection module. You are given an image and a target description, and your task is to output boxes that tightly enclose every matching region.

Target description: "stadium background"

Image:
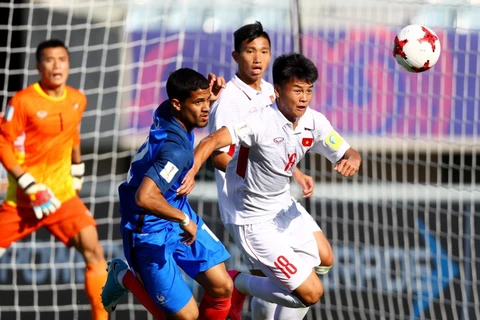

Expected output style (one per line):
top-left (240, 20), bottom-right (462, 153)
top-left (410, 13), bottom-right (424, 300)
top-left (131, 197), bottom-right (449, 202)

top-left (0, 0), bottom-right (479, 319)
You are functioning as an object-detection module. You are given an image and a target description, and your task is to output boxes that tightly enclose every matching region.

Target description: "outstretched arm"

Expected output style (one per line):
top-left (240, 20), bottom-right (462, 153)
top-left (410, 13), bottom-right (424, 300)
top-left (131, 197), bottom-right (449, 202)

top-left (192, 127), bottom-right (232, 175)
top-left (211, 150), bottom-right (232, 172)
top-left (177, 127), bottom-right (233, 196)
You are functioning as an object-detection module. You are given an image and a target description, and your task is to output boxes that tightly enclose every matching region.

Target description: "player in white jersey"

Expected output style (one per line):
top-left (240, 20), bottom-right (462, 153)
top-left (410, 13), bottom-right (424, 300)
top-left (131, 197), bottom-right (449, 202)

top-left (189, 53), bottom-right (362, 319)
top-left (207, 21), bottom-right (331, 319)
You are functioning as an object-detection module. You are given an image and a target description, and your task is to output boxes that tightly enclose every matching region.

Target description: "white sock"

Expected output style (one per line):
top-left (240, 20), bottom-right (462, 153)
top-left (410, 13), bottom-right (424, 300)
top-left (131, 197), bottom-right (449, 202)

top-left (251, 297), bottom-right (276, 320)
top-left (235, 273), bottom-right (306, 308)
top-left (274, 306), bottom-right (310, 320)
top-left (0, 248), bottom-right (6, 259)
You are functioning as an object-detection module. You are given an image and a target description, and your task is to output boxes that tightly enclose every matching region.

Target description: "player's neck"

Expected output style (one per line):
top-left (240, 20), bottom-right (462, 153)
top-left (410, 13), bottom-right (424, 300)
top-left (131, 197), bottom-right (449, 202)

top-left (278, 103), bottom-right (299, 129)
top-left (236, 73), bottom-right (262, 91)
top-left (38, 81), bottom-right (65, 98)
top-left (171, 113), bottom-right (192, 133)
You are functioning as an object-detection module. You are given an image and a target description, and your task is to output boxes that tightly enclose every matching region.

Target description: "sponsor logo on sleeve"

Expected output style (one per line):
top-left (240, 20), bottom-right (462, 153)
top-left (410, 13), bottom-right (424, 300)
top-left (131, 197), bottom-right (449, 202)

top-left (326, 130), bottom-right (343, 150)
top-left (4, 105), bottom-right (14, 121)
top-left (160, 161), bottom-right (179, 183)
top-left (234, 121), bottom-right (250, 137)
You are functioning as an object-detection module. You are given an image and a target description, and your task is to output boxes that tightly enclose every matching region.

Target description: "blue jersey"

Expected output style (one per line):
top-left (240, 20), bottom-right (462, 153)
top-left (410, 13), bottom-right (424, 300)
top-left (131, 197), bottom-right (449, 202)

top-left (119, 100), bottom-right (195, 233)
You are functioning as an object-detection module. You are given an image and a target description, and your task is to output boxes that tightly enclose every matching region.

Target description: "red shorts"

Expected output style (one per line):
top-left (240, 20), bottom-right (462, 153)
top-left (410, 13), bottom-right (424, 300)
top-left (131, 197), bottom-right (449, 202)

top-left (0, 196), bottom-right (97, 248)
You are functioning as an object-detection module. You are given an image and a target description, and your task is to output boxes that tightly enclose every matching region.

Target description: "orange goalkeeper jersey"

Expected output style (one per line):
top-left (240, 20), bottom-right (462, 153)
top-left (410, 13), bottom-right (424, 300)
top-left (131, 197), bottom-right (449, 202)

top-left (0, 82), bottom-right (87, 207)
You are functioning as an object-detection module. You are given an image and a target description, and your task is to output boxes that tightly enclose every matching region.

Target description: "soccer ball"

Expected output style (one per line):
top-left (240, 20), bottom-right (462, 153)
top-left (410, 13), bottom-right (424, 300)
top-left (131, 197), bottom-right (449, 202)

top-left (392, 24), bottom-right (441, 73)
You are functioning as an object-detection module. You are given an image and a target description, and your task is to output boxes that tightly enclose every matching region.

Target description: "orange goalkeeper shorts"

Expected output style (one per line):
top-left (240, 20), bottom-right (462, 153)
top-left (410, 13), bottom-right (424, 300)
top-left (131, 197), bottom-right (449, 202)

top-left (0, 195), bottom-right (97, 248)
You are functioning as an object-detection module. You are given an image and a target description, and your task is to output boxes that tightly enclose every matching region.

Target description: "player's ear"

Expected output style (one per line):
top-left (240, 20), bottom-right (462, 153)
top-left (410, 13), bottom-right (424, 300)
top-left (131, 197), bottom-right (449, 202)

top-left (274, 84), bottom-right (281, 98)
top-left (232, 51), bottom-right (239, 63)
top-left (171, 98), bottom-right (181, 111)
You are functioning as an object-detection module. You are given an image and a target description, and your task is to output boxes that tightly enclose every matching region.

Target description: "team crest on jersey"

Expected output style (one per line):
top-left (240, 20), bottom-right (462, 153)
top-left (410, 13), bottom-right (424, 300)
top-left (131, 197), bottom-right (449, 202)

top-left (73, 103), bottom-right (79, 110)
top-left (160, 161), bottom-right (179, 183)
top-left (302, 137), bottom-right (313, 147)
top-left (270, 95), bottom-right (275, 103)
top-left (36, 110), bottom-right (48, 118)
top-left (156, 294), bottom-right (167, 306)
top-left (326, 130), bottom-right (343, 150)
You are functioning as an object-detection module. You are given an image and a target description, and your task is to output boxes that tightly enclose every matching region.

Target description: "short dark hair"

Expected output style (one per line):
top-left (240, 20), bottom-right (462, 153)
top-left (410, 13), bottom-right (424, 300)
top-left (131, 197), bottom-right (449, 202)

top-left (233, 21), bottom-right (271, 53)
top-left (35, 39), bottom-right (69, 63)
top-left (272, 53), bottom-right (318, 87)
top-left (166, 68), bottom-right (210, 102)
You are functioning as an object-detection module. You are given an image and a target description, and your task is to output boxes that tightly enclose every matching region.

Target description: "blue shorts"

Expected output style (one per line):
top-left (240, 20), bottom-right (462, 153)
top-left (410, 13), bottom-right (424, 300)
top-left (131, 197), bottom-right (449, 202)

top-left (122, 207), bottom-right (230, 314)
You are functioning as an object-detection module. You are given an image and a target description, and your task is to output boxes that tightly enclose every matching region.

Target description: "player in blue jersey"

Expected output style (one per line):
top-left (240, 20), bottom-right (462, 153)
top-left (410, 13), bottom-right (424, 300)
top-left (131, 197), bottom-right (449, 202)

top-left (101, 68), bottom-right (234, 320)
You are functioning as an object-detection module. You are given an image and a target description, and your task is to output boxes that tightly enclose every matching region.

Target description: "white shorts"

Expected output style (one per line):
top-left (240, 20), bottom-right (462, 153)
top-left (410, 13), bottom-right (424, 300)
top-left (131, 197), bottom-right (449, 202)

top-left (226, 199), bottom-right (321, 292)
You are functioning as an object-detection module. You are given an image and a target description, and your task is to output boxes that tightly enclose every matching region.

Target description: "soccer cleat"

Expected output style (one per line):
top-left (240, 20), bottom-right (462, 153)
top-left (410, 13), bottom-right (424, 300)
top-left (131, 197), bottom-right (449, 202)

top-left (227, 270), bottom-right (248, 320)
top-left (101, 258), bottom-right (129, 312)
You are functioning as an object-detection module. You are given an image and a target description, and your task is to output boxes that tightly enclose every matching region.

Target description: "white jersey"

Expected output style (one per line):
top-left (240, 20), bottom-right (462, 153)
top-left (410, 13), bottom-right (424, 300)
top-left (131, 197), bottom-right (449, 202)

top-left (208, 75), bottom-right (275, 223)
top-left (224, 104), bottom-right (350, 225)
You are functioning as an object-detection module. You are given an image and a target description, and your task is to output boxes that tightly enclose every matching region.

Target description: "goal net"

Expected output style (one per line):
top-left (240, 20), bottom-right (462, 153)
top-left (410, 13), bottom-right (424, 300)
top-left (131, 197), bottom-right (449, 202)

top-left (0, 0), bottom-right (479, 319)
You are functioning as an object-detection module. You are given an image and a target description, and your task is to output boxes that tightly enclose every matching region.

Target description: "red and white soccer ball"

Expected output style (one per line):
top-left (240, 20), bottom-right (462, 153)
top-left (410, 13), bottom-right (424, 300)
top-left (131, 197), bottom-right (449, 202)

top-left (393, 24), bottom-right (441, 73)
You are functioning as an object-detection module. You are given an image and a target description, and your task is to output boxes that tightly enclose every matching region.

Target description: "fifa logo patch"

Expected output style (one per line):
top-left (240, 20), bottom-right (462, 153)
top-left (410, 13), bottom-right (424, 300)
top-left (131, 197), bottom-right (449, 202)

top-left (160, 161), bottom-right (179, 183)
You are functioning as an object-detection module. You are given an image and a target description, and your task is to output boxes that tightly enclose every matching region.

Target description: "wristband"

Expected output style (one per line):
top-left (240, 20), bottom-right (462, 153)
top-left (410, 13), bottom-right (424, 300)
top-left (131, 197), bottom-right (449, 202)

top-left (179, 214), bottom-right (190, 226)
top-left (17, 173), bottom-right (36, 190)
top-left (71, 162), bottom-right (85, 177)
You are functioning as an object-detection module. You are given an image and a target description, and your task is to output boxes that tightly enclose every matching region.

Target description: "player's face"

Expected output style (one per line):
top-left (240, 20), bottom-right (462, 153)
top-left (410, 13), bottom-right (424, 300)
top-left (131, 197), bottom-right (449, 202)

top-left (37, 47), bottom-right (70, 89)
top-left (179, 88), bottom-right (211, 130)
top-left (275, 78), bottom-right (313, 124)
top-left (233, 37), bottom-right (271, 85)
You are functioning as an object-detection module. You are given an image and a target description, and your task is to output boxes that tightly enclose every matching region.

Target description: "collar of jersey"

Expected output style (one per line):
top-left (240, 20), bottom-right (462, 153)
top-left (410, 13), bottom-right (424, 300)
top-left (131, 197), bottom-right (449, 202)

top-left (156, 100), bottom-right (192, 135)
top-left (231, 74), bottom-right (266, 100)
top-left (271, 103), bottom-right (292, 129)
top-left (293, 108), bottom-right (313, 133)
top-left (33, 82), bottom-right (67, 101)
top-left (272, 103), bottom-right (312, 134)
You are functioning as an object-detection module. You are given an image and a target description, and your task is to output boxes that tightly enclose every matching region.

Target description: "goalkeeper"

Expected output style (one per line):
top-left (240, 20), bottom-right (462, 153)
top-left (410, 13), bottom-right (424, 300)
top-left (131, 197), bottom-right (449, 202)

top-left (0, 39), bottom-right (108, 320)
